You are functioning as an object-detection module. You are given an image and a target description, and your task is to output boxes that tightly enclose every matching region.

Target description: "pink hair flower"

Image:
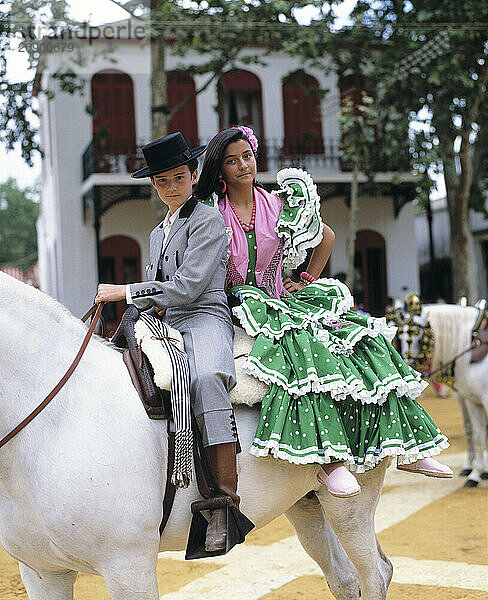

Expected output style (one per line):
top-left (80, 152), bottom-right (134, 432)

top-left (235, 125), bottom-right (259, 152)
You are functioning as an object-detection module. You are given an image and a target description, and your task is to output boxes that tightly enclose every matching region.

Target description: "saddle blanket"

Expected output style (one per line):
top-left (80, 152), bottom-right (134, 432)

top-left (136, 320), bottom-right (266, 407)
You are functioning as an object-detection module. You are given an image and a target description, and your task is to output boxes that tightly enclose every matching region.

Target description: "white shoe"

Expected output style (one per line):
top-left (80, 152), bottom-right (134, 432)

top-left (317, 465), bottom-right (361, 497)
top-left (397, 457), bottom-right (453, 478)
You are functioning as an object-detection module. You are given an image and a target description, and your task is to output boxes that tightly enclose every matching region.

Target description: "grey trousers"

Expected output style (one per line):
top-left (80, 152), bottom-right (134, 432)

top-left (169, 312), bottom-right (237, 447)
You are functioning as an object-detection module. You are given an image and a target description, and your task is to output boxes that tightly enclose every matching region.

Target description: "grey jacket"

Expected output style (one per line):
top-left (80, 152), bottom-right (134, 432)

top-left (129, 196), bottom-right (231, 324)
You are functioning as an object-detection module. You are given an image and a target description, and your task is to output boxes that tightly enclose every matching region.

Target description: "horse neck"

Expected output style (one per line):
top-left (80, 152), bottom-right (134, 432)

top-left (425, 305), bottom-right (477, 369)
top-left (0, 283), bottom-right (119, 434)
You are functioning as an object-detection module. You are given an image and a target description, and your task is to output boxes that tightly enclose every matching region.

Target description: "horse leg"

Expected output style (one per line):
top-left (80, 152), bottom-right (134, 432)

top-left (19, 563), bottom-right (77, 600)
top-left (455, 393), bottom-right (475, 476)
top-left (316, 460), bottom-right (392, 600)
top-left (285, 493), bottom-right (360, 600)
top-left (463, 399), bottom-right (487, 487)
top-left (100, 555), bottom-right (159, 600)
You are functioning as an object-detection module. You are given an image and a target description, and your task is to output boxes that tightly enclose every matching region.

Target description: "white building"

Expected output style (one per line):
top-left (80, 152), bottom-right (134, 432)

top-left (36, 19), bottom-right (420, 332)
top-left (415, 197), bottom-right (488, 303)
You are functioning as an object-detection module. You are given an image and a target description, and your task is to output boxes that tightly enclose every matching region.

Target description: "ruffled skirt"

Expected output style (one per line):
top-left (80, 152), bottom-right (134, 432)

top-left (232, 279), bottom-right (449, 472)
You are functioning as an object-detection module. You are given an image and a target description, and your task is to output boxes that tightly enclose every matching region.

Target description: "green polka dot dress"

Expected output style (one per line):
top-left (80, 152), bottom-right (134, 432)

top-left (227, 169), bottom-right (449, 472)
top-left (233, 281), bottom-right (448, 470)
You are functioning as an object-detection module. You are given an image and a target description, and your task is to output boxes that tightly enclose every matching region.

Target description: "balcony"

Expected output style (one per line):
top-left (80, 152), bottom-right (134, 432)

top-left (82, 139), bottom-right (146, 181)
top-left (82, 136), bottom-right (342, 181)
top-left (82, 135), bottom-right (411, 182)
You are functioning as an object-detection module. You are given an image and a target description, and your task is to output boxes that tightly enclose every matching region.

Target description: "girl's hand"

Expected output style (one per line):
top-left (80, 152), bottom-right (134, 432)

top-left (95, 284), bottom-right (126, 303)
top-left (283, 277), bottom-right (306, 293)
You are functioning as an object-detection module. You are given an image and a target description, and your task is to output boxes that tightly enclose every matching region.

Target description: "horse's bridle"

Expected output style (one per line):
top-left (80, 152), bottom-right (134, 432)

top-left (0, 303), bottom-right (105, 450)
top-left (424, 332), bottom-right (487, 380)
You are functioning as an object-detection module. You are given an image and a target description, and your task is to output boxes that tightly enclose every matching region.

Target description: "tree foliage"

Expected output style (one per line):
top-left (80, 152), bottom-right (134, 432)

top-left (289, 1), bottom-right (487, 302)
top-left (0, 177), bottom-right (39, 269)
top-left (0, 0), bottom-right (79, 164)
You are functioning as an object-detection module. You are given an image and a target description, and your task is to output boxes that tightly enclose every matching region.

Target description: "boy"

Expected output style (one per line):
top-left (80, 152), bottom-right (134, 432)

top-left (96, 132), bottom-right (239, 553)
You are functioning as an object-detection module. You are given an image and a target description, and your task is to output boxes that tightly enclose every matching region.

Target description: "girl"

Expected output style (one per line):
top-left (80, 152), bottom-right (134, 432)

top-left (194, 126), bottom-right (452, 498)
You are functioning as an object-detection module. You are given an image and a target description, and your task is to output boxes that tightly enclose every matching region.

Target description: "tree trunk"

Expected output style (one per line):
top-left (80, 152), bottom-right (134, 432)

top-left (443, 137), bottom-right (478, 303)
top-left (346, 163), bottom-right (359, 293)
top-left (150, 0), bottom-right (168, 219)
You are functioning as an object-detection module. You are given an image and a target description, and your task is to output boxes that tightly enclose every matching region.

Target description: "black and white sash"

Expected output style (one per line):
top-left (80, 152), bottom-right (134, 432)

top-left (138, 312), bottom-right (192, 488)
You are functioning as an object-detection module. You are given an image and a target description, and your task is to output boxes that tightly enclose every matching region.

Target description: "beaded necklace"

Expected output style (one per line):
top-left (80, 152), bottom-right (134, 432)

top-left (227, 195), bottom-right (256, 232)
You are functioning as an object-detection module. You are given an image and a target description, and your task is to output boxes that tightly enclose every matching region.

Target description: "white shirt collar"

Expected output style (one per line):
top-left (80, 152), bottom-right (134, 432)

top-left (163, 204), bottom-right (182, 229)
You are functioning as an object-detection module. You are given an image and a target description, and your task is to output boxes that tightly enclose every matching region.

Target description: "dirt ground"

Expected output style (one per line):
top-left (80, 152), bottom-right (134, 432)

top-left (0, 387), bottom-right (486, 599)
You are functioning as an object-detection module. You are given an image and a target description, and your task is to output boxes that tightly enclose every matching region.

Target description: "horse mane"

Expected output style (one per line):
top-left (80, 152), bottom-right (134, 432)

top-left (423, 303), bottom-right (478, 373)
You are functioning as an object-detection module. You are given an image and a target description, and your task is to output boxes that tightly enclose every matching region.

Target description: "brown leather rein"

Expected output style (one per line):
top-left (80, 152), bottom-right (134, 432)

top-left (0, 303), bottom-right (105, 450)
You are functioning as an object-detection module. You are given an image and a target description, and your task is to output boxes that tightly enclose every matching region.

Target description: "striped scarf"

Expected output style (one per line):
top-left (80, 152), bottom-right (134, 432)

top-left (138, 313), bottom-right (193, 488)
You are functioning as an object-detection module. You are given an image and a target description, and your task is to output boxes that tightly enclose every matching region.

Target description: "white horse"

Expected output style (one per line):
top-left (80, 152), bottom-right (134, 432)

top-left (424, 303), bottom-right (488, 486)
top-left (0, 272), bottom-right (393, 600)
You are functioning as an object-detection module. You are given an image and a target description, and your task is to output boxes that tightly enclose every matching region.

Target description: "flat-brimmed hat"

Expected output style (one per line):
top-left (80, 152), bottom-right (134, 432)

top-left (131, 132), bottom-right (206, 179)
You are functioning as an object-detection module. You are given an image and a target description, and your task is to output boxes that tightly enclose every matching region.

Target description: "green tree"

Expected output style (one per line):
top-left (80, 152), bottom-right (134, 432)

top-left (0, 0), bottom-right (78, 164)
top-left (0, 177), bottom-right (40, 269)
top-left (339, 92), bottom-right (378, 290)
top-left (343, 1), bottom-right (488, 303)
top-left (107, 0), bottom-right (323, 137)
top-left (2, 0), bottom-right (323, 163)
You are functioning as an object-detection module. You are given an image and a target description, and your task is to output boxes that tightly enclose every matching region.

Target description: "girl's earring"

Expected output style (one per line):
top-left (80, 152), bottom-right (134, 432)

top-left (218, 175), bottom-right (227, 195)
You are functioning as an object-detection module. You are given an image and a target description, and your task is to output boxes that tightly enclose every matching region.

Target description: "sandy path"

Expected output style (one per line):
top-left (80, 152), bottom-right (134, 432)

top-left (0, 388), bottom-right (486, 599)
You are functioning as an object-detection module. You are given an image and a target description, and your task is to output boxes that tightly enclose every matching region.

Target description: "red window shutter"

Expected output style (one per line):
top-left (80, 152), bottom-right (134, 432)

top-left (282, 71), bottom-right (323, 155)
top-left (167, 71), bottom-right (199, 146)
top-left (91, 72), bottom-right (136, 155)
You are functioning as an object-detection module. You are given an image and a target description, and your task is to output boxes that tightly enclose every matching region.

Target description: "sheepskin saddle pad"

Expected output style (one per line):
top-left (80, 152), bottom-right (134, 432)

top-left (133, 318), bottom-right (267, 407)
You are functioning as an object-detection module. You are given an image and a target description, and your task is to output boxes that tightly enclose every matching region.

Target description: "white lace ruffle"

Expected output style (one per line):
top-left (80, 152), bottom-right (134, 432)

top-left (250, 436), bottom-right (354, 466)
top-left (242, 355), bottom-right (428, 406)
top-left (233, 278), bottom-right (355, 341)
top-left (273, 168), bottom-right (324, 269)
top-left (353, 435), bottom-right (450, 473)
top-left (366, 315), bottom-right (397, 343)
top-left (250, 434), bottom-right (449, 469)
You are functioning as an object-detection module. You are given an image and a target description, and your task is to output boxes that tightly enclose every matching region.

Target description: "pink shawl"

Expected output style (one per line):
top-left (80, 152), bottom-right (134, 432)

top-left (219, 187), bottom-right (287, 298)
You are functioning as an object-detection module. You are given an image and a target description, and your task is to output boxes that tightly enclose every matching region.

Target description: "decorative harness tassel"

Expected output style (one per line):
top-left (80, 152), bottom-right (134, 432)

top-left (138, 313), bottom-right (193, 488)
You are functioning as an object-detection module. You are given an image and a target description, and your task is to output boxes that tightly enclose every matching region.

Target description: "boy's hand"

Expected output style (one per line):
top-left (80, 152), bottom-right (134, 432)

top-left (95, 284), bottom-right (126, 303)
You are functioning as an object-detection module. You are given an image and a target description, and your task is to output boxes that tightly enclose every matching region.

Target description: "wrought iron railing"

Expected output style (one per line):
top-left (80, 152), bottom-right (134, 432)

top-left (82, 138), bottom-right (149, 180)
top-left (82, 135), bottom-right (409, 180)
top-left (82, 136), bottom-right (343, 180)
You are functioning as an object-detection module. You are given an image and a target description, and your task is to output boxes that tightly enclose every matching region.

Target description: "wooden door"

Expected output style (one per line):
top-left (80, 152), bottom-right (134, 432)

top-left (91, 72), bottom-right (136, 159)
top-left (100, 235), bottom-right (141, 336)
top-left (354, 230), bottom-right (387, 316)
top-left (167, 70), bottom-right (199, 146)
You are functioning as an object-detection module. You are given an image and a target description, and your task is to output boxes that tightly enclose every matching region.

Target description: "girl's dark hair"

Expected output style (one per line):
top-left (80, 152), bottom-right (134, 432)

top-left (194, 128), bottom-right (257, 201)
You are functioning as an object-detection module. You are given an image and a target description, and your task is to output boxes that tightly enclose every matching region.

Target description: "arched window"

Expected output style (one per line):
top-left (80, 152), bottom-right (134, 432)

top-left (218, 70), bottom-right (264, 140)
top-left (91, 71), bottom-right (136, 159)
top-left (282, 71), bottom-right (323, 155)
top-left (100, 235), bottom-right (141, 335)
top-left (354, 230), bottom-right (387, 316)
top-left (167, 70), bottom-right (199, 146)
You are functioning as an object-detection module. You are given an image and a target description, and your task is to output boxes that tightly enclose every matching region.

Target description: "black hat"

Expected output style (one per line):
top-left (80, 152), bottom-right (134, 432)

top-left (131, 132), bottom-right (206, 179)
